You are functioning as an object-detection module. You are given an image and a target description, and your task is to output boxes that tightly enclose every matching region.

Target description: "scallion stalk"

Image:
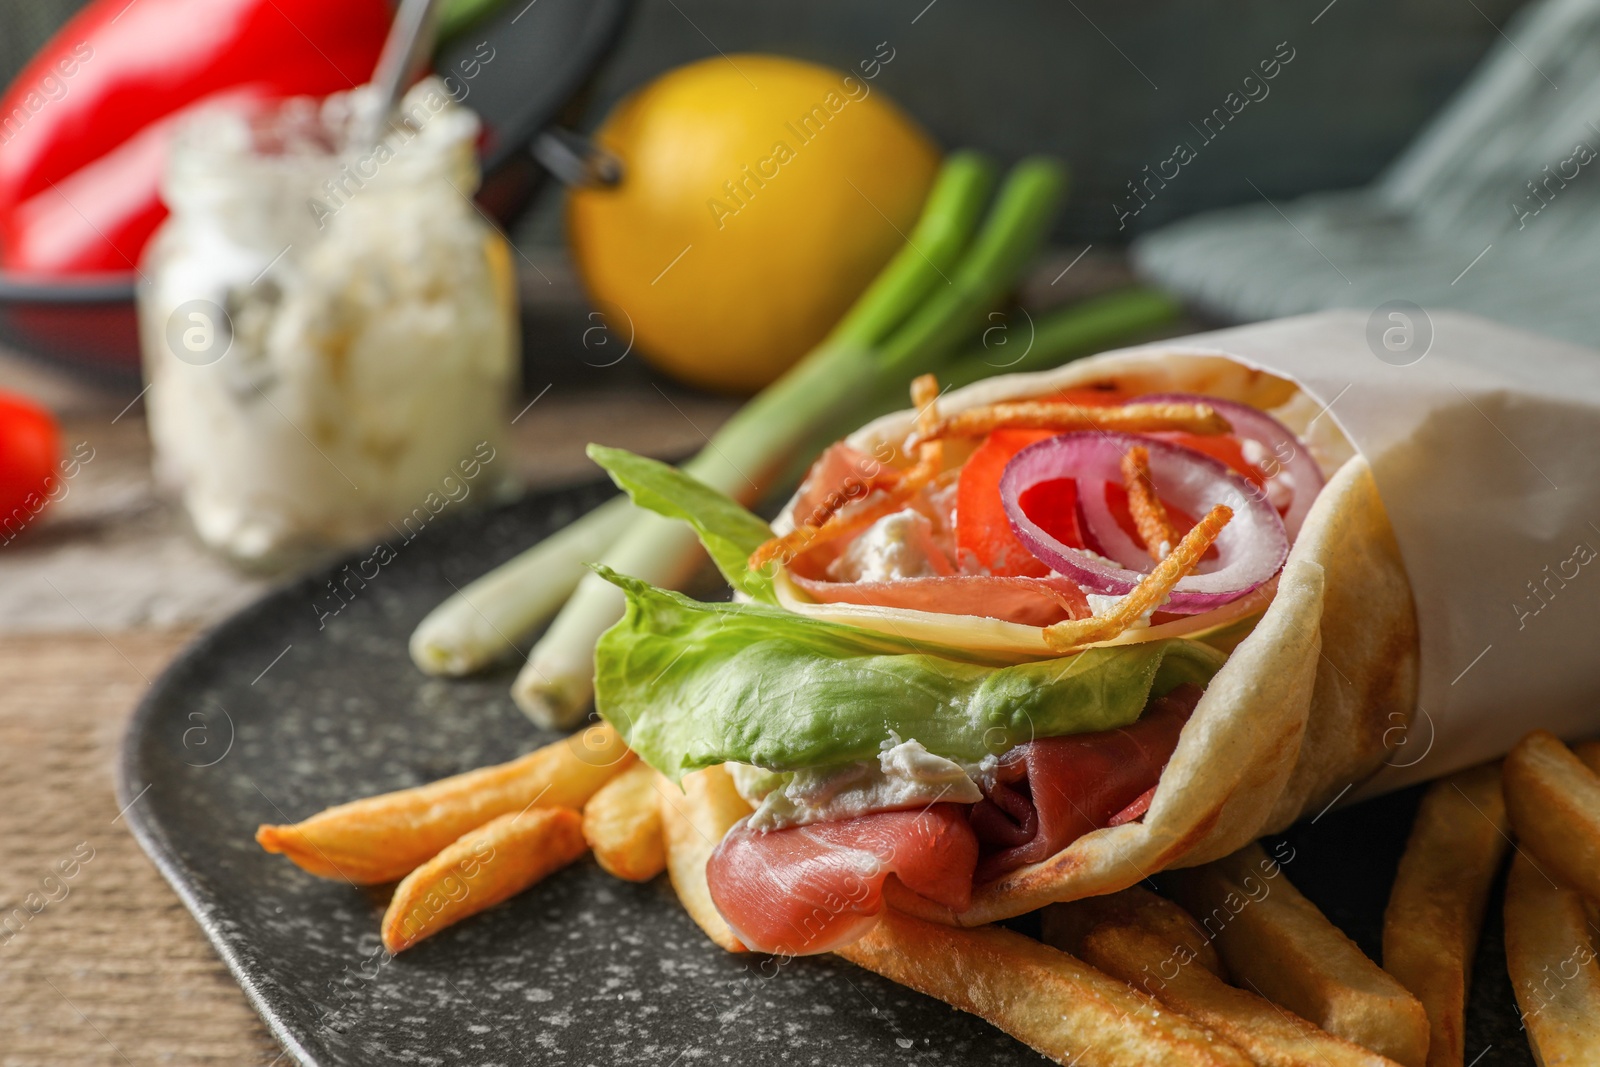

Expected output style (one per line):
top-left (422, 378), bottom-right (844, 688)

top-left (937, 286), bottom-right (1180, 391)
top-left (407, 495), bottom-right (634, 675)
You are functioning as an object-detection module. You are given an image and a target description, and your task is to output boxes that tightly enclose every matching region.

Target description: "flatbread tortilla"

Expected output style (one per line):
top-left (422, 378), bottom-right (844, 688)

top-left (771, 351), bottom-right (1418, 924)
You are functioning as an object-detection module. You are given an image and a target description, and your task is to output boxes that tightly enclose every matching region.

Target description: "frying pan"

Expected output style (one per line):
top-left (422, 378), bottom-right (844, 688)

top-left (0, 0), bottom-right (633, 376)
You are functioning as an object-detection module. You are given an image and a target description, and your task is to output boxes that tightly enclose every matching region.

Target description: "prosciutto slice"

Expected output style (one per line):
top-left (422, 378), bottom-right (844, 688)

top-left (969, 683), bottom-right (1202, 881)
top-left (789, 443), bottom-right (901, 530)
top-left (786, 571), bottom-right (1091, 626)
top-left (706, 804), bottom-right (978, 956)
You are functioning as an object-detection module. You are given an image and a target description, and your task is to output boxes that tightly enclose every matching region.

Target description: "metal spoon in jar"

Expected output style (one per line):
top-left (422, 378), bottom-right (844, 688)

top-left (362, 0), bottom-right (443, 147)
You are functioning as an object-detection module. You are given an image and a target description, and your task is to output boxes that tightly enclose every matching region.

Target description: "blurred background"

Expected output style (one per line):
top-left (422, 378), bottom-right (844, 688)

top-left (0, 0), bottom-right (1548, 631)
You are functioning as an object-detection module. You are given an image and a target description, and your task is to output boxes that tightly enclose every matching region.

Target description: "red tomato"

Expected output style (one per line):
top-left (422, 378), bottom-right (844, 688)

top-left (958, 430), bottom-right (1096, 576)
top-left (957, 429), bottom-right (1053, 575)
top-left (954, 392), bottom-right (1127, 575)
top-left (0, 392), bottom-right (62, 537)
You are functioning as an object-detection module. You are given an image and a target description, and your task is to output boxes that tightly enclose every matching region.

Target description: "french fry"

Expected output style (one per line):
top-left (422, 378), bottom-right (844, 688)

top-left (1045, 888), bottom-right (1403, 1067)
top-left (835, 908), bottom-right (1254, 1067)
top-left (1504, 730), bottom-right (1600, 905)
top-left (657, 765), bottom-right (751, 952)
top-left (583, 761), bottom-right (666, 882)
top-left (1169, 843), bottom-right (1430, 1067)
top-left (380, 806), bottom-right (586, 953)
top-left (1044, 883), bottom-right (1225, 979)
top-left (256, 723), bottom-right (632, 883)
top-left (1381, 762), bottom-right (1508, 1067)
top-left (1504, 850), bottom-right (1600, 1064)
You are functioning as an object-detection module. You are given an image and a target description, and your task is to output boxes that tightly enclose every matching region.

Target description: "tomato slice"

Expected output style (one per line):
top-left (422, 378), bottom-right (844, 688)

top-left (958, 431), bottom-right (1093, 576)
top-left (954, 391), bottom-right (1127, 576)
top-left (957, 430), bottom-right (1053, 576)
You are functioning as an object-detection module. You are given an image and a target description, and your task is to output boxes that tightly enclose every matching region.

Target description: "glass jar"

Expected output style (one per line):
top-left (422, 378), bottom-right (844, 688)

top-left (139, 78), bottom-right (519, 568)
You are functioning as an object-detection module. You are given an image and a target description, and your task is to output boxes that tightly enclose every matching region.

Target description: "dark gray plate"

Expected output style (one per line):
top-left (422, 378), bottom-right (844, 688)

top-left (118, 481), bottom-right (1532, 1066)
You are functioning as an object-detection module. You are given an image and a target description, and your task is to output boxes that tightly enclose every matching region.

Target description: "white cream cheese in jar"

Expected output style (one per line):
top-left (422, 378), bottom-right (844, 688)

top-left (139, 78), bottom-right (519, 566)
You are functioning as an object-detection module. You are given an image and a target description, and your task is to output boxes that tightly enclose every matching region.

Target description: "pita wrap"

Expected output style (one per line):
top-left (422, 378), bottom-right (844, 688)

top-left (769, 344), bottom-right (1419, 924)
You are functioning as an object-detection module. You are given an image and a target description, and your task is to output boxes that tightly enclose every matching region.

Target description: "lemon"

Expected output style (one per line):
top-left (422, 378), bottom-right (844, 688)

top-left (567, 54), bottom-right (940, 394)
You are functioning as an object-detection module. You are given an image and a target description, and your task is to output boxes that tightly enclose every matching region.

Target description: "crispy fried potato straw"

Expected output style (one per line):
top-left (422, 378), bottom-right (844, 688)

top-left (1504, 850), bottom-right (1600, 1064)
top-left (256, 723), bottom-right (633, 884)
top-left (380, 806), bottom-right (586, 953)
top-left (1046, 889), bottom-right (1403, 1067)
top-left (1382, 763), bottom-right (1508, 1067)
top-left (583, 762), bottom-right (666, 883)
top-left (1504, 730), bottom-right (1600, 906)
top-left (836, 908), bottom-right (1253, 1067)
top-left (657, 765), bottom-right (751, 952)
top-left (1042, 505), bottom-right (1231, 651)
top-left (909, 371), bottom-right (945, 470)
top-left (748, 375), bottom-right (946, 571)
top-left (1169, 844), bottom-right (1430, 1067)
top-left (914, 399), bottom-right (1230, 444)
top-left (1122, 444), bottom-right (1180, 560)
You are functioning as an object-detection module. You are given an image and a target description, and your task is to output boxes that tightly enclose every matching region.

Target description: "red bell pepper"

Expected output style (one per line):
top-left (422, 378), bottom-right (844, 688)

top-left (0, 0), bottom-right (392, 275)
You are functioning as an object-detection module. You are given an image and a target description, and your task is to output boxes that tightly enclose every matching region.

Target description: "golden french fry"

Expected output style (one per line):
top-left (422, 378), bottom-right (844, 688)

top-left (1381, 762), bottom-right (1508, 1067)
top-left (1504, 730), bottom-right (1600, 905)
top-left (1504, 850), bottom-right (1600, 1064)
top-left (1046, 888), bottom-right (1402, 1067)
top-left (257, 723), bottom-right (632, 883)
top-left (583, 761), bottom-right (666, 882)
top-left (380, 806), bottom-right (586, 953)
top-left (1043, 883), bottom-right (1225, 979)
top-left (657, 765), bottom-right (750, 952)
top-left (836, 908), bottom-right (1253, 1067)
top-left (1169, 843), bottom-right (1429, 1067)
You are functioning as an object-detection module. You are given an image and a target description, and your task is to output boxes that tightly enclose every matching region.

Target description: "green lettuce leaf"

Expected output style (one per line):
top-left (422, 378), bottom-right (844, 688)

top-left (586, 444), bottom-right (777, 602)
top-left (593, 568), bottom-right (1225, 780)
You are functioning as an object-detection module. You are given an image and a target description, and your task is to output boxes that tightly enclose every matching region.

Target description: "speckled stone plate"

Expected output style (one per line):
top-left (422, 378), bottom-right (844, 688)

top-left (118, 482), bottom-right (1532, 1067)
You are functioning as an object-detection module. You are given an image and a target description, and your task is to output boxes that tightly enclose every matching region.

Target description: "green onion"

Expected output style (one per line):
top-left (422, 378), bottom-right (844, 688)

top-left (938, 286), bottom-right (1181, 391)
top-left (407, 495), bottom-right (633, 675)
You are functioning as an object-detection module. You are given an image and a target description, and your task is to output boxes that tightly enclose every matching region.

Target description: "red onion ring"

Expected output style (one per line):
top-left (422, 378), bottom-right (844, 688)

top-left (1000, 432), bottom-right (1288, 613)
top-left (1136, 393), bottom-right (1326, 539)
top-left (1076, 480), bottom-right (1152, 569)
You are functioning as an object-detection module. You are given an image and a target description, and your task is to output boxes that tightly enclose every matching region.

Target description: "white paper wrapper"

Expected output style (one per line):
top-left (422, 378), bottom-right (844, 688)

top-left (1106, 309), bottom-right (1600, 794)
